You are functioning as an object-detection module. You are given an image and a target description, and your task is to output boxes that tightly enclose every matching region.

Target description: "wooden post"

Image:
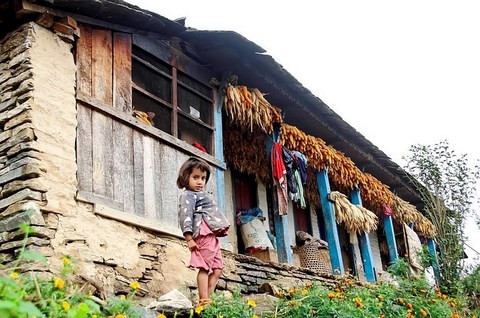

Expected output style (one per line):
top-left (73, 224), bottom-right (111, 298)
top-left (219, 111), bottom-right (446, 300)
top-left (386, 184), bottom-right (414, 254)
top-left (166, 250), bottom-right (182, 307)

top-left (384, 215), bottom-right (399, 263)
top-left (427, 238), bottom-right (440, 283)
top-left (214, 86), bottom-right (232, 249)
top-left (265, 129), bottom-right (292, 264)
top-left (316, 169), bottom-right (344, 275)
top-left (350, 189), bottom-right (376, 282)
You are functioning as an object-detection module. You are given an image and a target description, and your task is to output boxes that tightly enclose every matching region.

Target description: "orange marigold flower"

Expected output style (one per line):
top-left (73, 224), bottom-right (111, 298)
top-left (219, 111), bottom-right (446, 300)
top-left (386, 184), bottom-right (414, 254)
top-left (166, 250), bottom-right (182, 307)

top-left (328, 292), bottom-right (335, 299)
top-left (54, 278), bottom-right (65, 290)
top-left (406, 302), bottom-right (413, 310)
top-left (420, 309), bottom-right (428, 317)
top-left (289, 300), bottom-right (295, 307)
top-left (312, 309), bottom-right (317, 315)
top-left (305, 282), bottom-right (313, 288)
top-left (451, 313), bottom-right (460, 318)
top-left (377, 295), bottom-right (384, 300)
top-left (288, 288), bottom-right (295, 295)
top-left (450, 302), bottom-right (456, 308)
top-left (397, 298), bottom-right (404, 304)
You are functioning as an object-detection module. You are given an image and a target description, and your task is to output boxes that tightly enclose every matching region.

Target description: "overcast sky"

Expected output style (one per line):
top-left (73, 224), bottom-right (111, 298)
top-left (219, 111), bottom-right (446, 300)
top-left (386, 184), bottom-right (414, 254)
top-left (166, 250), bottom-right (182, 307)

top-left (126, 0), bottom-right (480, 262)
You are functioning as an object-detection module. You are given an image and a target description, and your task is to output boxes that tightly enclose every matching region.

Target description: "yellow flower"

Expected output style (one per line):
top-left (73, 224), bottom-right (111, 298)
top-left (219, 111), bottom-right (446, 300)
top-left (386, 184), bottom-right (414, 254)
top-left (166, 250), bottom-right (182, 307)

top-left (301, 289), bottom-right (309, 296)
top-left (420, 309), bottom-right (428, 317)
top-left (328, 292), bottom-right (335, 299)
top-left (92, 315), bottom-right (97, 318)
top-left (54, 278), bottom-right (65, 289)
top-left (62, 257), bottom-right (70, 265)
top-left (252, 315), bottom-right (259, 318)
top-left (62, 301), bottom-right (70, 310)
top-left (115, 315), bottom-right (126, 318)
top-left (157, 314), bottom-right (167, 318)
top-left (247, 299), bottom-right (256, 308)
top-left (120, 295), bottom-right (126, 300)
top-left (10, 272), bottom-right (20, 279)
top-left (195, 305), bottom-right (203, 314)
top-left (130, 281), bottom-right (140, 290)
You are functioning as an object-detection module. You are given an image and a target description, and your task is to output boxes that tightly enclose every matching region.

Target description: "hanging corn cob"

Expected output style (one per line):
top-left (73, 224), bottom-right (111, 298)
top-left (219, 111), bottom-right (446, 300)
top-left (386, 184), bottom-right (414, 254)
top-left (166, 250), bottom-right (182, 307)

top-left (223, 84), bottom-right (282, 133)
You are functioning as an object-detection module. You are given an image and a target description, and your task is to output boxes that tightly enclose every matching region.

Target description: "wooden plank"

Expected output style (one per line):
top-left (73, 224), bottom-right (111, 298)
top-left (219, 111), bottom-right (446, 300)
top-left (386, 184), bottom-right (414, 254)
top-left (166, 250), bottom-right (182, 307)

top-left (113, 32), bottom-right (132, 112)
top-left (76, 25), bottom-right (93, 193)
top-left (77, 92), bottom-right (226, 170)
top-left (112, 121), bottom-right (134, 212)
top-left (142, 136), bottom-right (156, 220)
top-left (76, 24), bottom-right (92, 96)
top-left (76, 190), bottom-right (124, 211)
top-left (157, 144), bottom-right (180, 229)
top-left (91, 28), bottom-right (114, 199)
top-left (91, 28), bottom-right (113, 105)
top-left (94, 203), bottom-right (183, 239)
top-left (132, 130), bottom-right (145, 216)
top-left (76, 104), bottom-right (93, 193)
top-left (153, 141), bottom-right (163, 221)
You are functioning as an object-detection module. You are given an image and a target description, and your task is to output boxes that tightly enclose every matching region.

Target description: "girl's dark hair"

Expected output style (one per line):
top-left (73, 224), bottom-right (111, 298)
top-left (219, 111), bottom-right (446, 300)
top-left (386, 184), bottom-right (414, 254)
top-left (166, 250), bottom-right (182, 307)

top-left (176, 157), bottom-right (211, 189)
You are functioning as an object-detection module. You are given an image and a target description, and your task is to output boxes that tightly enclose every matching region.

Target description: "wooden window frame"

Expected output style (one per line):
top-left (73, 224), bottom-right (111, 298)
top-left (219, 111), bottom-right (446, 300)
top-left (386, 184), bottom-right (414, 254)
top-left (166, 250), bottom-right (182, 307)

top-left (131, 35), bottom-right (215, 155)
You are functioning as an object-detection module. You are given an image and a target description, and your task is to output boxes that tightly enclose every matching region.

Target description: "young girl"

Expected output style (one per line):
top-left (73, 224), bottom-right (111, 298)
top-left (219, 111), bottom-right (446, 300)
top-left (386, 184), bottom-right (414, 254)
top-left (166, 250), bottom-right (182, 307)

top-left (177, 157), bottom-right (230, 307)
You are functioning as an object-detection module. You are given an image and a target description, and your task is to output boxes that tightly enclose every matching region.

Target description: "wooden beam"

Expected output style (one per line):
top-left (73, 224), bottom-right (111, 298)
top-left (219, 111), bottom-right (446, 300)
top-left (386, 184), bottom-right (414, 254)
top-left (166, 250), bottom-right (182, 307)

top-left (316, 169), bottom-right (344, 276)
top-left (351, 189), bottom-right (376, 283)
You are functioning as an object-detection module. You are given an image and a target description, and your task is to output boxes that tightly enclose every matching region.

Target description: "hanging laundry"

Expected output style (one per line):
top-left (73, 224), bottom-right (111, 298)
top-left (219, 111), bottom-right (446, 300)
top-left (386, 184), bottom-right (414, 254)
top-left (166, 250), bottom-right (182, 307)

top-left (282, 147), bottom-right (298, 200)
top-left (292, 150), bottom-right (308, 185)
top-left (271, 142), bottom-right (288, 215)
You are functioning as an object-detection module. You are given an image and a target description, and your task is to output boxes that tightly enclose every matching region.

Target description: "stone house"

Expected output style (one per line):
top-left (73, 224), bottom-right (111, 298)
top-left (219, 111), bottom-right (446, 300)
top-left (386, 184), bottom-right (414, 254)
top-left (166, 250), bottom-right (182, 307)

top-left (0, 0), bottom-right (437, 304)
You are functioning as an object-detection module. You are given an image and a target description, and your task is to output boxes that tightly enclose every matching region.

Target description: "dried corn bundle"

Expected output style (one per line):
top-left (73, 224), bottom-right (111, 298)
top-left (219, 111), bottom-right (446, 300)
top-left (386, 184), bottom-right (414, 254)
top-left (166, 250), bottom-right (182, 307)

top-left (223, 85), bottom-right (282, 133)
top-left (361, 173), bottom-right (395, 214)
top-left (223, 121), bottom-right (271, 184)
top-left (393, 196), bottom-right (436, 237)
top-left (305, 168), bottom-right (321, 209)
top-left (328, 191), bottom-right (378, 233)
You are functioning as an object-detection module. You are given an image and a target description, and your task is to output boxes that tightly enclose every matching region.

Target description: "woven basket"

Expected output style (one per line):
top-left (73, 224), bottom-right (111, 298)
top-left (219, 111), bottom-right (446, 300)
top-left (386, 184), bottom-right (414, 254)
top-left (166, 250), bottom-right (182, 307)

top-left (295, 244), bottom-right (332, 275)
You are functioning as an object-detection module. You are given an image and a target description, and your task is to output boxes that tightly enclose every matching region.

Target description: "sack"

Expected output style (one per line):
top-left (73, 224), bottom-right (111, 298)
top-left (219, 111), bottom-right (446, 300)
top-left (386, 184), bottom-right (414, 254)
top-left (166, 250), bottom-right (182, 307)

top-left (240, 218), bottom-right (274, 252)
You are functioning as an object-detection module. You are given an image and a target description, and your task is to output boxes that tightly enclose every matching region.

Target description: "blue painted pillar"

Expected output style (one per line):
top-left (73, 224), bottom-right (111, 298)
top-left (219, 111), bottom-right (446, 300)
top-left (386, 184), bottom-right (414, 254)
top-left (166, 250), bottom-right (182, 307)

top-left (265, 129), bottom-right (292, 264)
top-left (350, 189), bottom-right (376, 282)
top-left (214, 90), bottom-right (225, 213)
top-left (383, 215), bottom-right (399, 263)
top-left (316, 169), bottom-right (344, 275)
top-left (214, 88), bottom-right (231, 249)
top-left (427, 238), bottom-right (440, 283)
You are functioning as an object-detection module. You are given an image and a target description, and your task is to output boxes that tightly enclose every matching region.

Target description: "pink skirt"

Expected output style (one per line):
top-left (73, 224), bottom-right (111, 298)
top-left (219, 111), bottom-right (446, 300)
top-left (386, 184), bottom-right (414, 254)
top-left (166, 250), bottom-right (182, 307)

top-left (189, 220), bottom-right (224, 274)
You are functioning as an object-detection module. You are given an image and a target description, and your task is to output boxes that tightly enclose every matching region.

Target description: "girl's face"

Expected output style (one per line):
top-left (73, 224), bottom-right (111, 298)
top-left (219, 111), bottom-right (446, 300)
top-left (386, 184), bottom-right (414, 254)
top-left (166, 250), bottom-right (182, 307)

top-left (188, 167), bottom-right (207, 192)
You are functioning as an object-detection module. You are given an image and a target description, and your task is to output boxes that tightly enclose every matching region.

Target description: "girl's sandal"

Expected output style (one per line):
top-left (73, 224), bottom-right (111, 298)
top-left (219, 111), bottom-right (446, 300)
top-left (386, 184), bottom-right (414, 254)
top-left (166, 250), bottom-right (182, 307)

top-left (196, 298), bottom-right (212, 307)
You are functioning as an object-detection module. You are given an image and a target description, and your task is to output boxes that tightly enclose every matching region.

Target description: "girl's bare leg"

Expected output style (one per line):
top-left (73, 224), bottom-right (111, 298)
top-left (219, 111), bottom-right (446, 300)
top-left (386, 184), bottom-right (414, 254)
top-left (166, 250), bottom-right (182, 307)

top-left (208, 268), bottom-right (222, 296)
top-left (197, 269), bottom-right (209, 302)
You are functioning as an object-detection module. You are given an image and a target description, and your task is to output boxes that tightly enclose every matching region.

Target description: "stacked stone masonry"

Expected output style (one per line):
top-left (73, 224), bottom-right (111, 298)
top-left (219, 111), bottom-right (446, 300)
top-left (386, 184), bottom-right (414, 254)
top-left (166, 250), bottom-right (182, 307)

top-left (0, 23), bottom-right (49, 266)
